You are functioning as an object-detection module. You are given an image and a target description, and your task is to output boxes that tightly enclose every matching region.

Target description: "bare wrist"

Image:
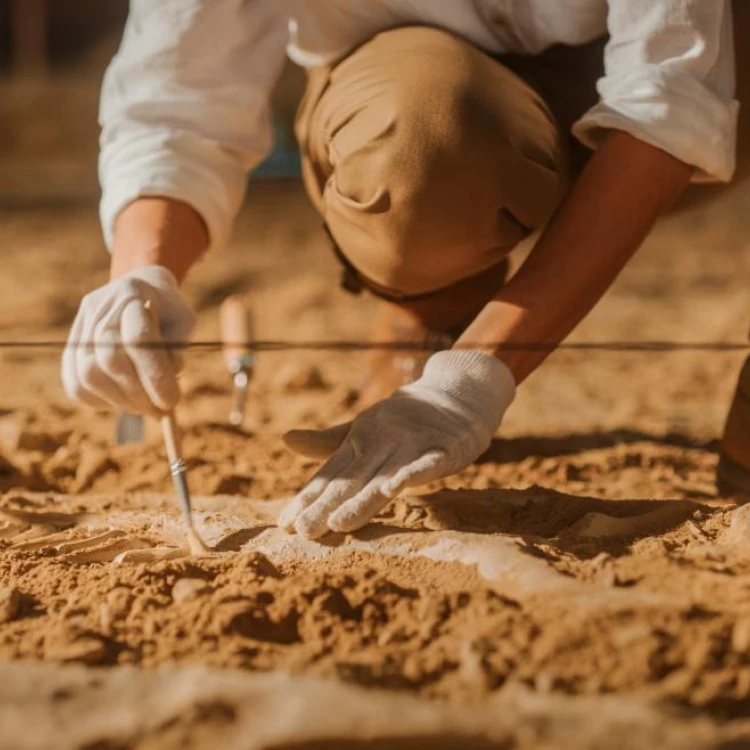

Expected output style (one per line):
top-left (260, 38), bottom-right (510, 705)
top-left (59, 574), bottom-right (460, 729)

top-left (109, 197), bottom-right (209, 283)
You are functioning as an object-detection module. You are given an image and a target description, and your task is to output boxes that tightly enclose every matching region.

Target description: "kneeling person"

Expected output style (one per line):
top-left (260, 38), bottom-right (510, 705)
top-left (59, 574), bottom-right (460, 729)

top-left (62, 2), bottom-right (739, 537)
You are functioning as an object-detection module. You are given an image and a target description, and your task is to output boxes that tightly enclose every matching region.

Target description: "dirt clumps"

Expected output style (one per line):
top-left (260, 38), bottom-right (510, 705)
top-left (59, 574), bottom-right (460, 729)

top-left (3, 190), bottom-right (750, 745)
top-left (0, 586), bottom-right (20, 623)
top-left (2, 486), bottom-right (750, 718)
top-left (0, 543), bottom-right (534, 699)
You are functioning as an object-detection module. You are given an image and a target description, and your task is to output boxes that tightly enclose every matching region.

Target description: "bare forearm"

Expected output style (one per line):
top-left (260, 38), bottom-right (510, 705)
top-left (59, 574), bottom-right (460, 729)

top-left (110, 197), bottom-right (209, 282)
top-left (458, 131), bottom-right (693, 383)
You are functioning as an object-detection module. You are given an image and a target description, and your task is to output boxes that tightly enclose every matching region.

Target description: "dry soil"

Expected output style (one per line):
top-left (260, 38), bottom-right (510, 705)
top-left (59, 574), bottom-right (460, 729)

top-left (2, 180), bottom-right (750, 748)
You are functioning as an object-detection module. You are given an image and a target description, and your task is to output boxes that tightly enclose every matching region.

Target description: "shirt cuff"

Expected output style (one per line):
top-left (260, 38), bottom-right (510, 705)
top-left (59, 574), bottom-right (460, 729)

top-left (99, 132), bottom-right (251, 254)
top-left (573, 67), bottom-right (739, 184)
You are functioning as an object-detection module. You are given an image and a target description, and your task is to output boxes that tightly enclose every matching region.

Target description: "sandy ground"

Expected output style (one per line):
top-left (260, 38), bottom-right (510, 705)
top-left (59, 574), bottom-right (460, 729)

top-left (2, 178), bottom-right (750, 748)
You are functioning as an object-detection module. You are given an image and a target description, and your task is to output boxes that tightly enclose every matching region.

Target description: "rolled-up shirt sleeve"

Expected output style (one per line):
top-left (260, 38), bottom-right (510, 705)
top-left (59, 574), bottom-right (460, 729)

top-left (573, 0), bottom-right (738, 183)
top-left (99, 0), bottom-right (289, 252)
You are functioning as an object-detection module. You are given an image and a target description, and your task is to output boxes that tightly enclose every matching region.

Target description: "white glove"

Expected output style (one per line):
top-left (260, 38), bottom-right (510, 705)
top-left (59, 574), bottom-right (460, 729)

top-left (279, 349), bottom-right (516, 539)
top-left (61, 265), bottom-right (196, 415)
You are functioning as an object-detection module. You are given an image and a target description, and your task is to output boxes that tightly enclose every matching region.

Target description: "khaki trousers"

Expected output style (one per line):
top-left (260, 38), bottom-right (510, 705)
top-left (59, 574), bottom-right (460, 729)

top-left (295, 26), bottom-right (602, 300)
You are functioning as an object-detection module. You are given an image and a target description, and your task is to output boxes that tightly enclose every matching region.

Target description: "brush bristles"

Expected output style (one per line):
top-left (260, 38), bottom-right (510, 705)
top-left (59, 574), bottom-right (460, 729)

top-left (186, 527), bottom-right (210, 556)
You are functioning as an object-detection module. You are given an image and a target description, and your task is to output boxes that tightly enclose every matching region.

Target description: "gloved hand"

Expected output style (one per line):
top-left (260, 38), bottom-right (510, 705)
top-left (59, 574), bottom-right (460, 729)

top-left (279, 349), bottom-right (516, 539)
top-left (61, 265), bottom-right (196, 415)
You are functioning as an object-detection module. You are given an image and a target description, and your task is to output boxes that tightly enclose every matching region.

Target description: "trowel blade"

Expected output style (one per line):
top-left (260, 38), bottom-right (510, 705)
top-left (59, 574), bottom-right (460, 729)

top-left (229, 369), bottom-right (250, 427)
top-left (115, 413), bottom-right (145, 445)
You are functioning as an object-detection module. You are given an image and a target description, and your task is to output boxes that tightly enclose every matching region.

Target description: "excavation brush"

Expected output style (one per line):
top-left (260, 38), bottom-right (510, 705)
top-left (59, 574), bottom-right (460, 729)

top-left (141, 300), bottom-right (209, 555)
top-left (158, 411), bottom-right (209, 555)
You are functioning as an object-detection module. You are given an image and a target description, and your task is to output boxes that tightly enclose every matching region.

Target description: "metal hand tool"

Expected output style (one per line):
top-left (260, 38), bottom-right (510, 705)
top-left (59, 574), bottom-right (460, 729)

top-left (115, 412), bottom-right (144, 445)
top-left (220, 295), bottom-right (255, 427)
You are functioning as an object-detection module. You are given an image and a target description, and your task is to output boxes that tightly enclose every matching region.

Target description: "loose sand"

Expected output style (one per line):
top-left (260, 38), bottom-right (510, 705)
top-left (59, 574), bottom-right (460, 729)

top-left (3, 180), bottom-right (750, 747)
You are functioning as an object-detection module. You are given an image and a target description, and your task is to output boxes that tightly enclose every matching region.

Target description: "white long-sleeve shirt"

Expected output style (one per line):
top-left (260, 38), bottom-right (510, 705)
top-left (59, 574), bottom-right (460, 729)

top-left (100, 0), bottom-right (738, 253)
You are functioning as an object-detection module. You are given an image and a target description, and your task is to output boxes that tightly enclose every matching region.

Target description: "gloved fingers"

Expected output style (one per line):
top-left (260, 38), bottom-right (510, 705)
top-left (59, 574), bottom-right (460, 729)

top-left (162, 319), bottom-right (190, 374)
top-left (75, 349), bottom-right (131, 410)
top-left (380, 449), bottom-right (447, 497)
top-left (61, 269), bottom-right (198, 414)
top-left (293, 446), bottom-right (392, 539)
top-left (327, 482), bottom-right (392, 534)
top-left (68, 305), bottom-right (124, 411)
top-left (293, 474), bottom-right (368, 539)
top-left (64, 353), bottom-right (111, 411)
top-left (283, 423), bottom-right (351, 460)
top-left (61, 310), bottom-right (95, 405)
top-left (160, 299), bottom-right (197, 343)
top-left (120, 299), bottom-right (181, 412)
top-left (278, 443), bottom-right (356, 532)
top-left (93, 321), bottom-right (156, 415)
top-left (142, 279), bottom-right (196, 373)
top-left (326, 450), bottom-right (445, 534)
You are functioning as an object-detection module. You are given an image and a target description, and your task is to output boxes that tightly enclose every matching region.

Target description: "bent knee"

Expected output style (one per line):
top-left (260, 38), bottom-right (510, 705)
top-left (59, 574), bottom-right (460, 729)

top-left (330, 26), bottom-right (487, 160)
top-left (316, 27), bottom-right (562, 296)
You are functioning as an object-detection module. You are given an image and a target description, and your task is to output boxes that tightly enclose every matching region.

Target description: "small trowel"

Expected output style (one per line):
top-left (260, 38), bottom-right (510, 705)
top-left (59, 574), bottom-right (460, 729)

top-left (220, 295), bottom-right (255, 427)
top-left (115, 412), bottom-right (145, 445)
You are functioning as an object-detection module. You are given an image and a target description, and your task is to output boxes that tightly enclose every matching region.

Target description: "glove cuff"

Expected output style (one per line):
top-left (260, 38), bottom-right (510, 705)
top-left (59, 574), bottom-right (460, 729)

top-left (417, 349), bottom-right (516, 430)
top-left (119, 264), bottom-right (181, 294)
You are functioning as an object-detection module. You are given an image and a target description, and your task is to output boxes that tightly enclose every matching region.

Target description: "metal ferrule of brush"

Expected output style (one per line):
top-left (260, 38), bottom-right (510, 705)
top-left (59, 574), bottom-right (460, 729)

top-left (168, 459), bottom-right (192, 520)
top-left (169, 458), bottom-right (187, 477)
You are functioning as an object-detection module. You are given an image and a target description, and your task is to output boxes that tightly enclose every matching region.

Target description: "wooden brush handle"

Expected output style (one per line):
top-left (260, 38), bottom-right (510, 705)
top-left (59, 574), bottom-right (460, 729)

top-left (160, 413), bottom-right (182, 464)
top-left (220, 295), bottom-right (254, 367)
top-left (143, 300), bottom-right (184, 459)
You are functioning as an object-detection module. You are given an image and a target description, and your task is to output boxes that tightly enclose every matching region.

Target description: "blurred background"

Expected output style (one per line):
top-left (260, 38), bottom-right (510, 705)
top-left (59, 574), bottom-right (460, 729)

top-left (0, 0), bottom-right (304, 203)
top-left (0, 0), bottom-right (126, 202)
top-left (0, 1), bottom-right (749, 446)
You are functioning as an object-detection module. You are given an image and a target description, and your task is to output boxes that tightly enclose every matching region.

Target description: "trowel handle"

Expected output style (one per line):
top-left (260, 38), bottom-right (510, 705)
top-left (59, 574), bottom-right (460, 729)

top-left (220, 295), bottom-right (255, 369)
